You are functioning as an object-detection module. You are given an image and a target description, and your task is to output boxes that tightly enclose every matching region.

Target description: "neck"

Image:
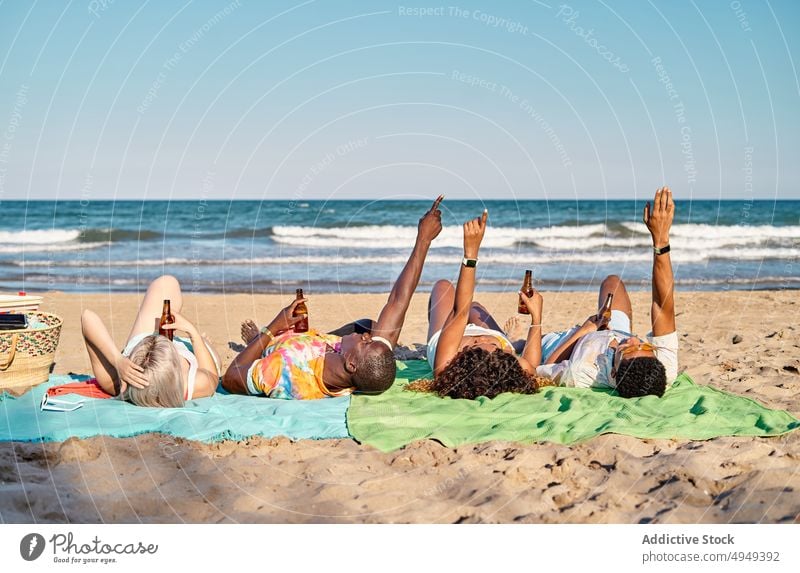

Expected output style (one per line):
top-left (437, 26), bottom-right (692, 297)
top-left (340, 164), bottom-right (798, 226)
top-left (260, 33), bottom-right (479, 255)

top-left (322, 353), bottom-right (353, 391)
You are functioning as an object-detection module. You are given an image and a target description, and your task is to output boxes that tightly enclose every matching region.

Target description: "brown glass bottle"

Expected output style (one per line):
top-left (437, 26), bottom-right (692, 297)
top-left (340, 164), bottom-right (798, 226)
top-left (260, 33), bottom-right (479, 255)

top-left (158, 299), bottom-right (175, 341)
top-left (293, 288), bottom-right (309, 333)
top-left (518, 270), bottom-right (534, 314)
top-left (599, 293), bottom-right (614, 325)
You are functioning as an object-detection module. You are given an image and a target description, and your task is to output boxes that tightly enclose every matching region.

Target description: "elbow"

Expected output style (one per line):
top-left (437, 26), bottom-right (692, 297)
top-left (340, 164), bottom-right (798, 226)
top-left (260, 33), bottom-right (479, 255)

top-left (80, 308), bottom-right (94, 327)
top-left (221, 367), bottom-right (245, 395)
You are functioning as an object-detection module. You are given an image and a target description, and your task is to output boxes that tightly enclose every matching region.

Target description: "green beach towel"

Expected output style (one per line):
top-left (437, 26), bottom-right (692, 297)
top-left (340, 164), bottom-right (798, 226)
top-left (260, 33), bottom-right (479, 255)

top-left (347, 361), bottom-right (800, 452)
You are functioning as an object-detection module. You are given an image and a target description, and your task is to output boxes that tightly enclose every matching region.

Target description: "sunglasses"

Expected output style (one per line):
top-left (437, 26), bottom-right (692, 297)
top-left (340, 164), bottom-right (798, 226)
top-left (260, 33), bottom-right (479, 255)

top-left (618, 341), bottom-right (656, 358)
top-left (40, 393), bottom-right (85, 412)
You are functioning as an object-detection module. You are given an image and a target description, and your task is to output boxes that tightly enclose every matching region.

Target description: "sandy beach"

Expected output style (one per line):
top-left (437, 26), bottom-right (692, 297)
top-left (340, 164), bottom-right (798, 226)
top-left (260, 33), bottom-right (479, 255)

top-left (1, 289), bottom-right (799, 523)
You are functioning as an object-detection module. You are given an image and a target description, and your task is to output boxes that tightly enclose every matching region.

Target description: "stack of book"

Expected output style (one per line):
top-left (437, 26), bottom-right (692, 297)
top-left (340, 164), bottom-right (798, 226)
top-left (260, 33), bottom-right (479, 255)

top-left (0, 293), bottom-right (43, 314)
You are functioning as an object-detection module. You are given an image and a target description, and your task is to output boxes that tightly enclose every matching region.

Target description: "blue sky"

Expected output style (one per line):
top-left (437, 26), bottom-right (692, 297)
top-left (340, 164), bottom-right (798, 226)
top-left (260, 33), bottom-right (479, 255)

top-left (0, 0), bottom-right (798, 201)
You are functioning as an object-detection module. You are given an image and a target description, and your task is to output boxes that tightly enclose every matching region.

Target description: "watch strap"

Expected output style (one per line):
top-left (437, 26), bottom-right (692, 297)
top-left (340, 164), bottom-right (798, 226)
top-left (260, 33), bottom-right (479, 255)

top-left (653, 244), bottom-right (671, 255)
top-left (462, 257), bottom-right (478, 268)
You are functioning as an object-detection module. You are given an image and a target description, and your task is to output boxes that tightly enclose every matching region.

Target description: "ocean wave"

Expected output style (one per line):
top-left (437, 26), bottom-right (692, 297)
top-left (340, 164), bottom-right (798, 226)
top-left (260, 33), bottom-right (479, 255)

top-left (622, 222), bottom-right (800, 239)
top-left (270, 224), bottom-right (609, 249)
top-left (79, 228), bottom-right (163, 242)
top-left (0, 241), bottom-right (109, 253)
top-left (13, 246), bottom-right (800, 267)
top-left (532, 234), bottom-right (794, 251)
top-left (0, 229), bottom-right (82, 244)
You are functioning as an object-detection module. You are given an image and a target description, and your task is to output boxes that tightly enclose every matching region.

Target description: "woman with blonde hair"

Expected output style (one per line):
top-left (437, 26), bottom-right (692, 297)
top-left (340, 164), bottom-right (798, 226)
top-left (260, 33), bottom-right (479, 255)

top-left (80, 275), bottom-right (219, 407)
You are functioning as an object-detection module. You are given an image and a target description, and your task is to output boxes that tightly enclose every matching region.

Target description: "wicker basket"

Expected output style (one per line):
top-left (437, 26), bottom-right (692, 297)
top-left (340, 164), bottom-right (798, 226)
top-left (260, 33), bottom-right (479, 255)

top-left (0, 312), bottom-right (63, 389)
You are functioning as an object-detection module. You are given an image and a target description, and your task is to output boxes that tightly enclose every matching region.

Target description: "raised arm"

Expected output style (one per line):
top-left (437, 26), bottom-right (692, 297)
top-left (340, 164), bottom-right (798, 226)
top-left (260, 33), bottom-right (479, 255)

top-left (160, 312), bottom-right (220, 397)
top-left (81, 309), bottom-right (148, 396)
top-left (372, 196), bottom-right (443, 347)
top-left (517, 289), bottom-right (543, 373)
top-left (644, 187), bottom-right (676, 337)
top-left (433, 209), bottom-right (488, 375)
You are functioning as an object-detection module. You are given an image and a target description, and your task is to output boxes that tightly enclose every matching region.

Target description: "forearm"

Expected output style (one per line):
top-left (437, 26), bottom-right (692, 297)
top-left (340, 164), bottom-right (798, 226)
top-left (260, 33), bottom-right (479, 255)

top-left (81, 311), bottom-right (120, 368)
top-left (185, 327), bottom-right (218, 376)
top-left (373, 237), bottom-right (431, 343)
top-left (453, 262), bottom-right (477, 321)
top-left (545, 329), bottom-right (586, 364)
top-left (650, 231), bottom-right (676, 335)
top-left (222, 330), bottom-right (273, 393)
top-left (520, 325), bottom-right (542, 369)
top-left (81, 311), bottom-right (123, 395)
top-left (433, 263), bottom-right (476, 373)
top-left (652, 252), bottom-right (674, 308)
top-left (388, 237), bottom-right (430, 306)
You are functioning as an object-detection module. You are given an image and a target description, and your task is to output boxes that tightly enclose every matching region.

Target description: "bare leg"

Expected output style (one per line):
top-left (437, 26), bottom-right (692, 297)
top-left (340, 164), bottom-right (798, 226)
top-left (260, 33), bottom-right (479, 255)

top-left (127, 275), bottom-right (183, 343)
top-left (467, 301), bottom-right (504, 332)
top-left (81, 309), bottom-right (122, 395)
top-left (503, 316), bottom-right (528, 354)
top-left (427, 280), bottom-right (455, 341)
top-left (598, 274), bottom-right (633, 330)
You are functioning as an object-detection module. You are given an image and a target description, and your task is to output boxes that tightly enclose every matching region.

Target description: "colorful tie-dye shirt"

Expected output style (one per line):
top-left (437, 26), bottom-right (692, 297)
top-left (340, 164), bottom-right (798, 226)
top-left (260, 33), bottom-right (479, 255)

top-left (246, 330), bottom-right (353, 400)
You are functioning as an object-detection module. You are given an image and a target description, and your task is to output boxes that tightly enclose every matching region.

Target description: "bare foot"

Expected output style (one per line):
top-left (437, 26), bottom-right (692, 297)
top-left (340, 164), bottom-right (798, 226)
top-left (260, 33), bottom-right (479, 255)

top-left (240, 320), bottom-right (259, 344)
top-left (503, 315), bottom-right (527, 343)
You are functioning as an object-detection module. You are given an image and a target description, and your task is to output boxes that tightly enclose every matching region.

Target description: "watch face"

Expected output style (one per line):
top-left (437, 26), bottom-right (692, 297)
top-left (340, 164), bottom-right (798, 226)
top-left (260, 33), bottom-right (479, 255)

top-left (463, 259), bottom-right (477, 267)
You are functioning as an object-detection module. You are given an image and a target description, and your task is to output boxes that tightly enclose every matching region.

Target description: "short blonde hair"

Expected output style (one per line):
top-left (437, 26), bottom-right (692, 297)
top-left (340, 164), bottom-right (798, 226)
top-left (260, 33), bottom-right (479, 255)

top-left (123, 335), bottom-right (185, 408)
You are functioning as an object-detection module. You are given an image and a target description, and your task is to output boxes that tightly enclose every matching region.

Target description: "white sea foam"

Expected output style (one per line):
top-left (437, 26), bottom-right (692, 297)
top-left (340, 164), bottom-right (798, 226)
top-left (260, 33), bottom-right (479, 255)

top-left (271, 224), bottom-right (608, 249)
top-left (0, 241), bottom-right (108, 254)
top-left (15, 246), bottom-right (800, 267)
top-left (622, 222), bottom-right (800, 239)
top-left (269, 222), bottom-right (800, 251)
top-left (0, 229), bottom-right (82, 244)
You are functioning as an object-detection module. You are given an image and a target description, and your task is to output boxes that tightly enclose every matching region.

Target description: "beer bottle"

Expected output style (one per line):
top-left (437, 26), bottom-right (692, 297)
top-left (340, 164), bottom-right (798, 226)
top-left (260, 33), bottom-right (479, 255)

top-left (518, 270), bottom-right (534, 314)
top-left (599, 293), bottom-right (614, 326)
top-left (158, 299), bottom-right (175, 341)
top-left (293, 288), bottom-right (309, 333)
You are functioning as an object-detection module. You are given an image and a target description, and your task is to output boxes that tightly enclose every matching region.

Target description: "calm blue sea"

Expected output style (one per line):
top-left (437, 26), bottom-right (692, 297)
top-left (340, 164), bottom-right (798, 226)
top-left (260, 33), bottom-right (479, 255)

top-left (1, 199), bottom-right (799, 295)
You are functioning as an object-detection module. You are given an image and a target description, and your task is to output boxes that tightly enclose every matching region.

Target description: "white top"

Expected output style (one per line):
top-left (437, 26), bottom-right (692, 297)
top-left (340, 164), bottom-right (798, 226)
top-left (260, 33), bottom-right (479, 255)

top-left (427, 324), bottom-right (514, 370)
top-left (536, 330), bottom-right (679, 390)
top-left (122, 334), bottom-right (200, 400)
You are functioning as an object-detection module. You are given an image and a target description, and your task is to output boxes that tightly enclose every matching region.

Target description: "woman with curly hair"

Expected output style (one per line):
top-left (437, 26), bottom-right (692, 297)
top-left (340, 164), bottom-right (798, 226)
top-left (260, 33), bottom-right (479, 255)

top-left (426, 209), bottom-right (544, 400)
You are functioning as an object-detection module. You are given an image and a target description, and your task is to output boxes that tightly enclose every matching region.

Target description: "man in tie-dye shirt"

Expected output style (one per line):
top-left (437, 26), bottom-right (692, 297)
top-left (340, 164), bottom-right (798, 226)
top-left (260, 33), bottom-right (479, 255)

top-left (222, 197), bottom-right (444, 399)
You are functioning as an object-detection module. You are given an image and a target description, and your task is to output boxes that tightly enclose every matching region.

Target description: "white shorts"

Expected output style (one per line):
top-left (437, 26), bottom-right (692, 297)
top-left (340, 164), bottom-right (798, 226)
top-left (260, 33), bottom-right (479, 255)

top-left (540, 310), bottom-right (632, 363)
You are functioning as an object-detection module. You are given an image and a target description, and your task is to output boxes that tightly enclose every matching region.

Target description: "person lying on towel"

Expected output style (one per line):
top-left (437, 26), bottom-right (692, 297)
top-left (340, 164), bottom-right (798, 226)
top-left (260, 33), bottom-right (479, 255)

top-left (536, 187), bottom-right (679, 398)
top-left (221, 197), bottom-right (444, 399)
top-left (423, 208), bottom-right (547, 400)
top-left (80, 275), bottom-right (221, 407)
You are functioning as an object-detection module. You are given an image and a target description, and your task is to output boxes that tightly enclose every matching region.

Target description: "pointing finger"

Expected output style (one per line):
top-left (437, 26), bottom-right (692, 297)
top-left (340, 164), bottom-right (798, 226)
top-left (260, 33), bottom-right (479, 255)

top-left (480, 209), bottom-right (488, 227)
top-left (431, 195), bottom-right (444, 211)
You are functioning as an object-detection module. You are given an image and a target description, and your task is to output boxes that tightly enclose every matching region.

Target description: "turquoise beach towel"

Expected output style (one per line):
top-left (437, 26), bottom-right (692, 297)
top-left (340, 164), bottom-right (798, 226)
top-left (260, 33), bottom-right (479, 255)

top-left (0, 375), bottom-right (350, 443)
top-left (347, 361), bottom-right (800, 452)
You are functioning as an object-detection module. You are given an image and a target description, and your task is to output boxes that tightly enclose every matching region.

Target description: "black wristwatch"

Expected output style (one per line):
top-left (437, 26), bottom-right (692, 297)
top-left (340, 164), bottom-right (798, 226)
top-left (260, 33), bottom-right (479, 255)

top-left (462, 257), bottom-right (478, 268)
top-left (653, 244), bottom-right (671, 256)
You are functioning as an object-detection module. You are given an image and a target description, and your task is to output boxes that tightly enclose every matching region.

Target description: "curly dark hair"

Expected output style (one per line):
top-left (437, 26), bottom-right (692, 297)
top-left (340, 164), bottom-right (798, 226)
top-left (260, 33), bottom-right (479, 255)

top-left (352, 344), bottom-right (396, 394)
top-left (615, 356), bottom-right (667, 398)
top-left (432, 347), bottom-right (540, 399)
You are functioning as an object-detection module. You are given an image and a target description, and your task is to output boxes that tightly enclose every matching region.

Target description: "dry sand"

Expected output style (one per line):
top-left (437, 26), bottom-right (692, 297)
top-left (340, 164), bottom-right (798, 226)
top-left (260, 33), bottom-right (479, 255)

top-left (1, 289), bottom-right (799, 523)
